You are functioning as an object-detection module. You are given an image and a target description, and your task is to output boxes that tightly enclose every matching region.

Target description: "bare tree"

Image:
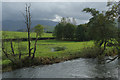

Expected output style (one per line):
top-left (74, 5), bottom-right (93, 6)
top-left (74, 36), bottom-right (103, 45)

top-left (23, 3), bottom-right (32, 57)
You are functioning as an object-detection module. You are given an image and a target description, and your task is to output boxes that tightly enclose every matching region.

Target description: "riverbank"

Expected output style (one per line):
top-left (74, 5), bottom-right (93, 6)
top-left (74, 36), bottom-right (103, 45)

top-left (3, 58), bottom-right (118, 78)
top-left (2, 51), bottom-right (83, 72)
top-left (2, 40), bottom-right (117, 72)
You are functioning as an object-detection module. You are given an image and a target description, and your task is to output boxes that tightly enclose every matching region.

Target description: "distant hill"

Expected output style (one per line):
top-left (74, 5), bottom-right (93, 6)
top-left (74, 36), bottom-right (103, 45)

top-left (2, 20), bottom-right (58, 32)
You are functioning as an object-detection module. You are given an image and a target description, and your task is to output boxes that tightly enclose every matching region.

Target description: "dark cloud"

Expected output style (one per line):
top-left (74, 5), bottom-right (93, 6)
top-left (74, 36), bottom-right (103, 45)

top-left (2, 2), bottom-right (107, 24)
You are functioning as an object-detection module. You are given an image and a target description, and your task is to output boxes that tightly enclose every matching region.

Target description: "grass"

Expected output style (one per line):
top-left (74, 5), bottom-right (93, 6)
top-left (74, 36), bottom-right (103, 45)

top-left (2, 40), bottom-right (94, 61)
top-left (2, 31), bottom-right (53, 39)
top-left (2, 40), bottom-right (94, 72)
top-left (34, 40), bottom-right (94, 57)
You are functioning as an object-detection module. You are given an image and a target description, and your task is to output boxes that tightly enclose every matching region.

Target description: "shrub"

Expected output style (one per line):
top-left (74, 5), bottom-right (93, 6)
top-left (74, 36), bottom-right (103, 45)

top-left (81, 46), bottom-right (101, 58)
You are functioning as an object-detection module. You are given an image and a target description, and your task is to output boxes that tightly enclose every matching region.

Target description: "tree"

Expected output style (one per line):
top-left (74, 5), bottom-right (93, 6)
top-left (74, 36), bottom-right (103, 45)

top-left (53, 23), bottom-right (64, 40)
top-left (82, 8), bottom-right (99, 16)
top-left (32, 24), bottom-right (44, 59)
top-left (83, 7), bottom-right (118, 55)
top-left (63, 23), bottom-right (76, 40)
top-left (23, 3), bottom-right (32, 57)
top-left (75, 24), bottom-right (88, 41)
top-left (2, 34), bottom-right (27, 64)
top-left (53, 17), bottom-right (76, 40)
top-left (100, 1), bottom-right (120, 63)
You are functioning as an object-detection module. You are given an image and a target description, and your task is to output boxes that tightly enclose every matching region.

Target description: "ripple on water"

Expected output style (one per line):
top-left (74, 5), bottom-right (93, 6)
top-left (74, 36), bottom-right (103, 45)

top-left (2, 58), bottom-right (119, 78)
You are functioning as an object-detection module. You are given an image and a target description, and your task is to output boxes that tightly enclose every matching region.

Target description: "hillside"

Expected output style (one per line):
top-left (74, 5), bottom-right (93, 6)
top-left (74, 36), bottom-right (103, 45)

top-left (2, 20), bottom-right (58, 32)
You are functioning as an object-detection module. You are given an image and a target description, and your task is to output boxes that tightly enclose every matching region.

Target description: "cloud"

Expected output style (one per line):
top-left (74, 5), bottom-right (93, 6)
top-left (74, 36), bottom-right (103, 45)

top-left (2, 2), bottom-right (108, 24)
top-left (51, 15), bottom-right (62, 22)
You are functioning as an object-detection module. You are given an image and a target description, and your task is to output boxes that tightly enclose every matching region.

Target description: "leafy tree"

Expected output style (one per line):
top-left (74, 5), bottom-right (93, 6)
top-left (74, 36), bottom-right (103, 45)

top-left (103, 1), bottom-right (120, 62)
top-left (83, 8), bottom-right (99, 16)
top-left (83, 7), bottom-right (118, 54)
top-left (32, 24), bottom-right (44, 59)
top-left (53, 17), bottom-right (76, 40)
top-left (63, 23), bottom-right (76, 40)
top-left (75, 24), bottom-right (88, 41)
top-left (53, 23), bottom-right (64, 40)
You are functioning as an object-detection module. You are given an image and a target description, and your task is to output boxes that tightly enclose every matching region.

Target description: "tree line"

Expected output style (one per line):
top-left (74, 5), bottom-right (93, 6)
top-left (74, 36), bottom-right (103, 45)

top-left (53, 17), bottom-right (91, 41)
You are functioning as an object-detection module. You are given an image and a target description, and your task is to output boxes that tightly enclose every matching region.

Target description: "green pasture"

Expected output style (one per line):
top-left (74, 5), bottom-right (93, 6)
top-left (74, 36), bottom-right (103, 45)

top-left (2, 31), bottom-right (53, 39)
top-left (2, 40), bottom-right (94, 65)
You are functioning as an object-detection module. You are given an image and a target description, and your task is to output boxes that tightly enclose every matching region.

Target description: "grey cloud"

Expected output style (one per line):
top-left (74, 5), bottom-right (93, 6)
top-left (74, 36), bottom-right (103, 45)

top-left (2, 2), bottom-right (107, 24)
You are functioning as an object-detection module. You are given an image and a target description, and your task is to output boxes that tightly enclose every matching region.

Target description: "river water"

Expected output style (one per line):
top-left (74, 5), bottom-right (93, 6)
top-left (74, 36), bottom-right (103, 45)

top-left (2, 58), bottom-right (119, 78)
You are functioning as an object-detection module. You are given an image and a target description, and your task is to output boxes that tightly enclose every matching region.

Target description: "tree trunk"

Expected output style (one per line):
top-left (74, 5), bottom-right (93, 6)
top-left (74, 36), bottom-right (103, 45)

top-left (10, 39), bottom-right (15, 56)
top-left (27, 26), bottom-right (31, 57)
top-left (17, 40), bottom-right (21, 60)
top-left (2, 47), bottom-right (16, 64)
top-left (19, 52), bottom-right (21, 60)
top-left (2, 48), bottom-right (8, 58)
top-left (24, 4), bottom-right (32, 57)
top-left (99, 40), bottom-right (104, 47)
top-left (32, 34), bottom-right (38, 59)
top-left (103, 40), bottom-right (107, 51)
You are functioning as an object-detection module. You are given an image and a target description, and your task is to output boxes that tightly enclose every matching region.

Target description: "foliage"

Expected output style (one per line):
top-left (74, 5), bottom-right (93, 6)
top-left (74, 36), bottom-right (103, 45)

top-left (82, 8), bottom-right (99, 16)
top-left (89, 13), bottom-right (117, 42)
top-left (53, 23), bottom-right (64, 40)
top-left (83, 7), bottom-right (118, 52)
top-left (81, 46), bottom-right (101, 58)
top-left (53, 17), bottom-right (76, 40)
top-left (63, 23), bottom-right (76, 40)
top-left (75, 24), bottom-right (89, 41)
top-left (32, 24), bottom-right (44, 59)
top-left (34, 24), bottom-right (44, 37)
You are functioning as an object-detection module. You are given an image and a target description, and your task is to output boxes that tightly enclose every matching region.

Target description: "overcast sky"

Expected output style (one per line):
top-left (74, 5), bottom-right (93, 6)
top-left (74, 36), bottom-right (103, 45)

top-left (2, 2), bottom-right (108, 24)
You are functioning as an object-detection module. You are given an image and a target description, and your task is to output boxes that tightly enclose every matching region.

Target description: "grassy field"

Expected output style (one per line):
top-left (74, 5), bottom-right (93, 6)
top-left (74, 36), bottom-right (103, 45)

top-left (2, 31), bottom-right (53, 39)
top-left (2, 40), bottom-right (94, 65)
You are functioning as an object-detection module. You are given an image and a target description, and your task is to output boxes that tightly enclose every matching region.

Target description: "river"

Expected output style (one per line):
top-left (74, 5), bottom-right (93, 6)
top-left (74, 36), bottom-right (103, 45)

top-left (2, 58), bottom-right (119, 78)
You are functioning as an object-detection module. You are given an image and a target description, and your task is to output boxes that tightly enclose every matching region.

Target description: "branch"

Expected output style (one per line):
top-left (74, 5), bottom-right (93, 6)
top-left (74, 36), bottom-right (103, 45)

top-left (106, 55), bottom-right (118, 63)
top-left (2, 47), bottom-right (16, 64)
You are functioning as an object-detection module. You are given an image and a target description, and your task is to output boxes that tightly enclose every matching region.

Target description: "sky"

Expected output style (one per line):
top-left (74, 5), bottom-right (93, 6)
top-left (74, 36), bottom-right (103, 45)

top-left (2, 2), bottom-right (108, 24)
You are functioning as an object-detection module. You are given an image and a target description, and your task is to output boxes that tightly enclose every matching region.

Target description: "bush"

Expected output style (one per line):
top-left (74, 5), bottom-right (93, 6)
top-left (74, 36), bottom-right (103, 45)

top-left (81, 46), bottom-right (101, 58)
